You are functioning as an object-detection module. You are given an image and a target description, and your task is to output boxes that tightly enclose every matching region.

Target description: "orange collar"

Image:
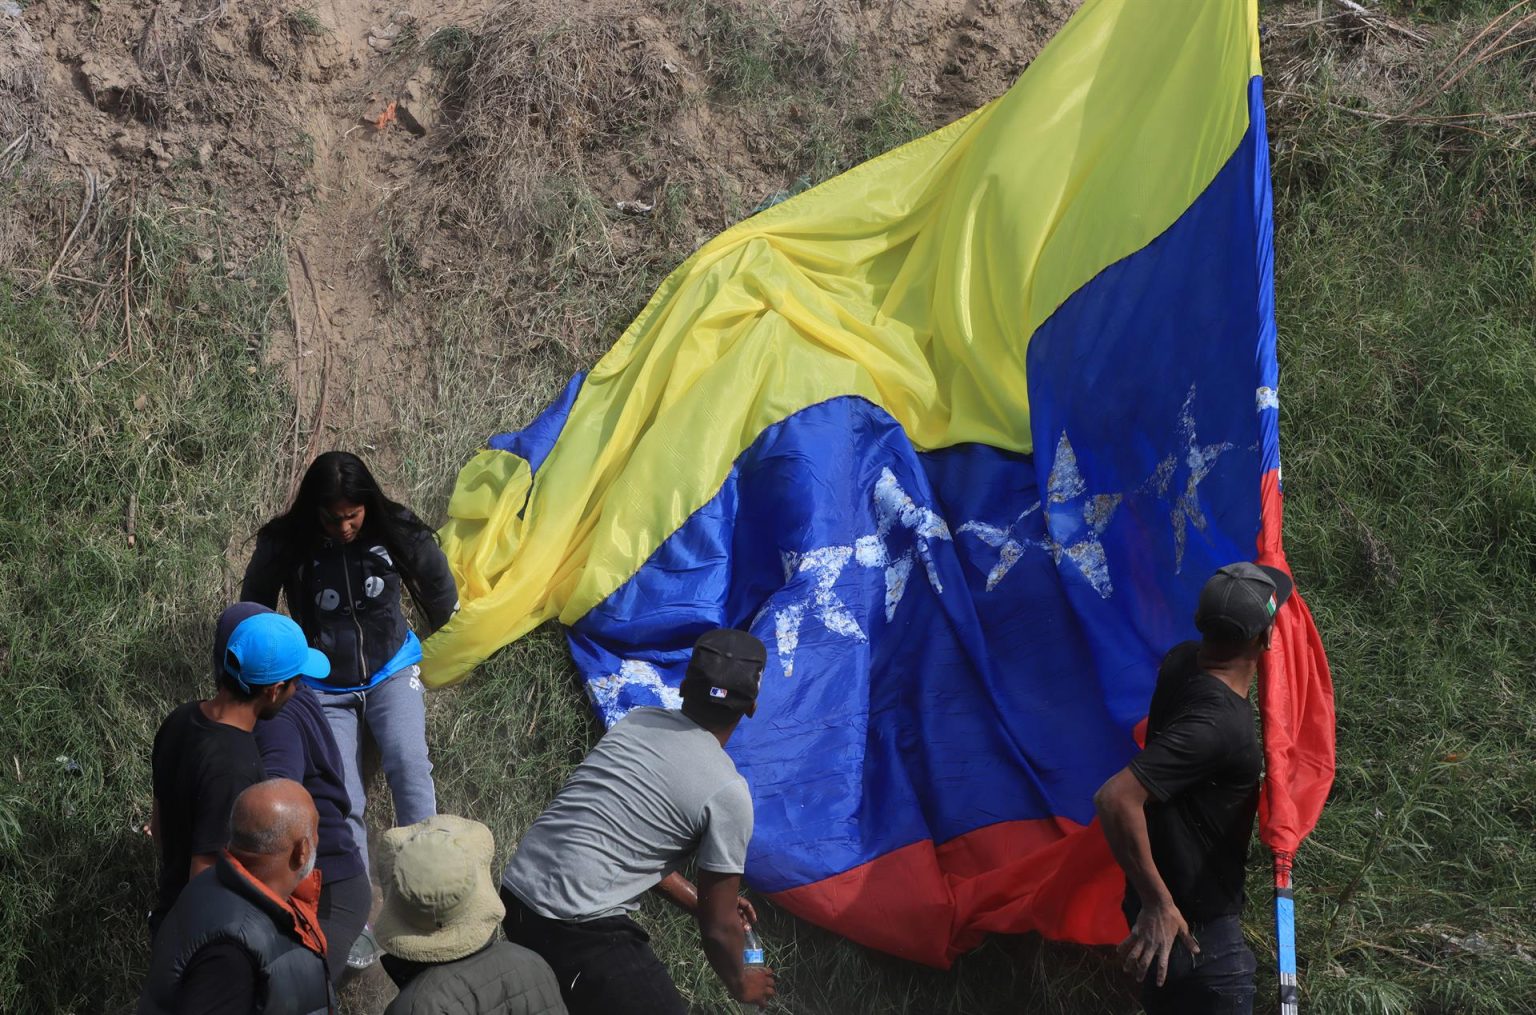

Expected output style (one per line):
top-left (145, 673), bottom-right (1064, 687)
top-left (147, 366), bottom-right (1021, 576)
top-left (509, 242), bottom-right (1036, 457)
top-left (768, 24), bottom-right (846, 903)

top-left (223, 852), bottom-right (329, 958)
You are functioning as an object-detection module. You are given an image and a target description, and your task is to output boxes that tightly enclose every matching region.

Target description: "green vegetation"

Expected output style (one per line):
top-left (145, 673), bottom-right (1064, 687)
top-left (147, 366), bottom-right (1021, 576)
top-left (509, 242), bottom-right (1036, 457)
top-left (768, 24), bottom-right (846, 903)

top-left (0, 204), bottom-right (293, 1009)
top-left (286, 6), bottom-right (329, 38)
top-left (1264, 14), bottom-right (1536, 1010)
top-left (2, 1), bottom-right (1534, 1012)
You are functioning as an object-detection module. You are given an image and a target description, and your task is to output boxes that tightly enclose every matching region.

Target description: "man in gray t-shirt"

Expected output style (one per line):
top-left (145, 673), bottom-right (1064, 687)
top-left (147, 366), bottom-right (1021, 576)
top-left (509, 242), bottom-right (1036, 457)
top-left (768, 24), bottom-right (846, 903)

top-left (500, 630), bottom-right (777, 1015)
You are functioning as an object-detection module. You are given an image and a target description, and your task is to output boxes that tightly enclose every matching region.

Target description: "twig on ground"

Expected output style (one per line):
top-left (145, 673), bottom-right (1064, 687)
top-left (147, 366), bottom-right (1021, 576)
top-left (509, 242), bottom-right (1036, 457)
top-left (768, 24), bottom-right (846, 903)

top-left (80, 283), bottom-right (111, 336)
top-left (9, 267), bottom-right (108, 287)
top-left (1329, 0), bottom-right (1430, 45)
top-left (1443, 0), bottom-right (1533, 72)
top-left (293, 245), bottom-right (331, 484)
top-left (1322, 736), bottom-right (1447, 960)
top-left (1430, 9), bottom-right (1536, 104)
top-left (1334, 939), bottom-right (1445, 970)
top-left (1270, 88), bottom-right (1536, 143)
top-left (286, 249), bottom-right (305, 501)
top-left (0, 131), bottom-right (29, 174)
top-left (1479, 32), bottom-right (1536, 65)
top-left (121, 185), bottom-right (135, 360)
top-left (39, 167), bottom-right (99, 291)
top-left (186, 0), bottom-right (229, 25)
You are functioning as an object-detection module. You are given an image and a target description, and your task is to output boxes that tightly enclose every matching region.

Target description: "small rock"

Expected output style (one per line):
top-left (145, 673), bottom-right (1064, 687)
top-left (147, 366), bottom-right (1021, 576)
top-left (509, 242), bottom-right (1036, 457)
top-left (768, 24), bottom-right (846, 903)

top-left (616, 199), bottom-right (654, 215)
top-left (367, 21), bottom-right (401, 50)
top-left (79, 55), bottom-right (154, 120)
top-left (190, 244), bottom-right (215, 264)
top-left (396, 65), bottom-right (436, 136)
top-left (147, 138), bottom-right (172, 168)
top-left (110, 131), bottom-right (140, 158)
top-left (361, 93), bottom-right (397, 129)
top-left (196, 140), bottom-right (214, 168)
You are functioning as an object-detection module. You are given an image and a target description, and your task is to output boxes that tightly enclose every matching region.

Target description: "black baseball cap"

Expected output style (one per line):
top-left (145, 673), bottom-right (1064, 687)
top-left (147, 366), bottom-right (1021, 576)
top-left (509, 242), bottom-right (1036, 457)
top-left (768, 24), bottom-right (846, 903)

top-left (1194, 562), bottom-right (1294, 643)
top-left (681, 629), bottom-right (767, 714)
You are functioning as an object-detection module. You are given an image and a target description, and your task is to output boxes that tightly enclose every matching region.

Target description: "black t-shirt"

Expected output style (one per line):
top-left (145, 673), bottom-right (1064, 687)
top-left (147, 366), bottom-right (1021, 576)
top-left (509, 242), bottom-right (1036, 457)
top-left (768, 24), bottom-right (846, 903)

top-left (150, 702), bottom-right (264, 918)
top-left (1126, 641), bottom-right (1262, 925)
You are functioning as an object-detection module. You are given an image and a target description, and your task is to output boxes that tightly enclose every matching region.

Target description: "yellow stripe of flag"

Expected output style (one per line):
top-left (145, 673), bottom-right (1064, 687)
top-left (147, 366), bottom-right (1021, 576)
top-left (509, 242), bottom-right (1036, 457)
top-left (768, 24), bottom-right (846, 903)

top-left (424, 0), bottom-right (1262, 688)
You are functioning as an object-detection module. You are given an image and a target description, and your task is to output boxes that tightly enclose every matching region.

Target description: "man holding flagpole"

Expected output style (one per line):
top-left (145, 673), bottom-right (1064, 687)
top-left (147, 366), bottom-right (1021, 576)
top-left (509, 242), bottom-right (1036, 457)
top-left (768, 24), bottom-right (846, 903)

top-left (1095, 561), bottom-right (1294, 1014)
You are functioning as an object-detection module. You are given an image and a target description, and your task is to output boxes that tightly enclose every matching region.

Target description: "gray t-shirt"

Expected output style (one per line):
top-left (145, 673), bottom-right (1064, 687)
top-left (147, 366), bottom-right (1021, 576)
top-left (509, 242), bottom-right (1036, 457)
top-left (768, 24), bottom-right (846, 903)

top-left (502, 707), bottom-right (754, 921)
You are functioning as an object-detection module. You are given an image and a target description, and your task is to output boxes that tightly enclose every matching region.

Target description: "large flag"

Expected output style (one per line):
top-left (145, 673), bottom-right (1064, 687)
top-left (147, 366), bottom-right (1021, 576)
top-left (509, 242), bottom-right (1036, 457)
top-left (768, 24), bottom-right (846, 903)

top-left (425, 0), bottom-right (1335, 970)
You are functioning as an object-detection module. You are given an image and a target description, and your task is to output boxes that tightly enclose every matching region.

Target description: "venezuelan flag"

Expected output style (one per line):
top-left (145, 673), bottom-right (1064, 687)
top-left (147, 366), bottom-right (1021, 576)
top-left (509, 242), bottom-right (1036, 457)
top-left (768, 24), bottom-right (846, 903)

top-left (426, 0), bottom-right (1335, 969)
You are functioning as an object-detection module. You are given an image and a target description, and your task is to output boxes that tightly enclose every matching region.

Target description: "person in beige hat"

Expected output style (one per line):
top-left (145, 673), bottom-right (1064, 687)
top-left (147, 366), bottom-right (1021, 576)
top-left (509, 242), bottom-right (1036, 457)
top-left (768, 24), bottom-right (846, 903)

top-left (376, 816), bottom-right (567, 1015)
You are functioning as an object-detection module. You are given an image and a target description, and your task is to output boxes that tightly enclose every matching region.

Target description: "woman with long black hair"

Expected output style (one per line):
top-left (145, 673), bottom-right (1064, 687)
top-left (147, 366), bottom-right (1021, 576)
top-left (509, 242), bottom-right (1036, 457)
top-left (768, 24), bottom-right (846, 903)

top-left (241, 451), bottom-right (458, 885)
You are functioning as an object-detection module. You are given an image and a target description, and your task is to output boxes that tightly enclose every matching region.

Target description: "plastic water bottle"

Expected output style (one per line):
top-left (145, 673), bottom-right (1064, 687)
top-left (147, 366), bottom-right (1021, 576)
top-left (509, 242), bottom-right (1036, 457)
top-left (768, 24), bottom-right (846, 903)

top-left (740, 925), bottom-right (765, 1011)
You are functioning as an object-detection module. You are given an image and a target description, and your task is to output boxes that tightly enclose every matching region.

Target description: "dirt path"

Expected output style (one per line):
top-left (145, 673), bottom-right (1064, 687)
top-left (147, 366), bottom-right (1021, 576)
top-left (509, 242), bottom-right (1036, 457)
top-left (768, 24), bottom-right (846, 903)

top-left (280, 0), bottom-right (493, 484)
top-left (11, 0), bottom-right (494, 489)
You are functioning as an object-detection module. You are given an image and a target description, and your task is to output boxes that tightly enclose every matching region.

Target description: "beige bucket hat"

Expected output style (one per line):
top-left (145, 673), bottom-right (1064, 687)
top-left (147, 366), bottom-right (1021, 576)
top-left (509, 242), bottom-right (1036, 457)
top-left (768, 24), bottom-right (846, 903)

top-left (375, 815), bottom-right (506, 963)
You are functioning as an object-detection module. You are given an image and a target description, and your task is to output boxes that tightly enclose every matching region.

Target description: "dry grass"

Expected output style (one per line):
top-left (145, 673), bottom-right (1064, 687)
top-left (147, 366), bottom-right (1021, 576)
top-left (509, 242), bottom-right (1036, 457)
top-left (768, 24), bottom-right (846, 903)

top-left (426, 6), bottom-right (684, 258)
top-left (0, 8), bottom-right (46, 142)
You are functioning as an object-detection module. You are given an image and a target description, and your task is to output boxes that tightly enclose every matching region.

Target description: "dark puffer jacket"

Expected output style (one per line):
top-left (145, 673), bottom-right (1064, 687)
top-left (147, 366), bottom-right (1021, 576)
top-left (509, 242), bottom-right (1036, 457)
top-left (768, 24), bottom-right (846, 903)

top-left (138, 856), bottom-right (331, 1015)
top-left (382, 940), bottom-right (569, 1015)
top-left (241, 509), bottom-right (457, 688)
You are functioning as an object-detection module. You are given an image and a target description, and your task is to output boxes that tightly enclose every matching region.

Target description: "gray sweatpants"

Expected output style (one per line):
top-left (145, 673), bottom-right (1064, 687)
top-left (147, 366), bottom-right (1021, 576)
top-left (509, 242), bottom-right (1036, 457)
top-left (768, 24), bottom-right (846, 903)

top-left (318, 665), bottom-right (437, 874)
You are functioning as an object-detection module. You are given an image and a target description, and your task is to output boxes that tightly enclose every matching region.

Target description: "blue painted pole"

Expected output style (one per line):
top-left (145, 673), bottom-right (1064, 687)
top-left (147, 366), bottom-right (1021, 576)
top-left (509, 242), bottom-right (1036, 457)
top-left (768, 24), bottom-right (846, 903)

top-left (1274, 851), bottom-right (1299, 1015)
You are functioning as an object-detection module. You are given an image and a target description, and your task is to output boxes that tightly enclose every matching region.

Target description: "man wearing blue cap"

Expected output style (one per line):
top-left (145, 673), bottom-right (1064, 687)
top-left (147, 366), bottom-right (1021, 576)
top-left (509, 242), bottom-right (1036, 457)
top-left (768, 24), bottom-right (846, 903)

top-left (148, 605), bottom-right (330, 936)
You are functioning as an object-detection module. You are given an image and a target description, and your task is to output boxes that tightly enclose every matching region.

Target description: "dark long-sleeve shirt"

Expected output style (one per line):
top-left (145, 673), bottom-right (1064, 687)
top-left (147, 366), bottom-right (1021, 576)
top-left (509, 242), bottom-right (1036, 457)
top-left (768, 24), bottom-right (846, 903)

top-left (241, 509), bottom-right (457, 687)
top-left (254, 684), bottom-right (365, 885)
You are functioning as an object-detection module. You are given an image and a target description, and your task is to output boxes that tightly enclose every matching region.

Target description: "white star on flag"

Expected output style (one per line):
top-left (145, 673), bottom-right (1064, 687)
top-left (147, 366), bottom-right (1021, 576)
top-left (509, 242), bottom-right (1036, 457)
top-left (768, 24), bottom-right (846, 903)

top-left (762, 469), bottom-right (953, 678)
top-left (769, 545), bottom-right (865, 678)
top-left (1041, 433), bottom-right (1122, 598)
top-left (587, 659), bottom-right (681, 724)
top-left (1146, 385), bottom-right (1234, 572)
top-left (957, 502), bottom-right (1042, 591)
top-left (855, 468), bottom-right (953, 620)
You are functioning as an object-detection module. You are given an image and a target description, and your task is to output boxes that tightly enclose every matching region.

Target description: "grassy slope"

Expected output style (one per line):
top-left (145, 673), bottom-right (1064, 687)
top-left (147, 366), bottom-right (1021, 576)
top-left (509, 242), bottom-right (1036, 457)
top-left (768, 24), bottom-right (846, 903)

top-left (3, 2), bottom-right (1535, 1012)
top-left (0, 197), bottom-right (294, 1009)
top-left (1265, 9), bottom-right (1536, 1009)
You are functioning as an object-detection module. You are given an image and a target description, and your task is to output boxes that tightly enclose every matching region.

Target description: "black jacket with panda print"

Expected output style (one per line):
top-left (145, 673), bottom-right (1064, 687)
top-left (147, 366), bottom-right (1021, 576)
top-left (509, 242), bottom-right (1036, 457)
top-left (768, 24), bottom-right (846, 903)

top-left (240, 511), bottom-right (458, 689)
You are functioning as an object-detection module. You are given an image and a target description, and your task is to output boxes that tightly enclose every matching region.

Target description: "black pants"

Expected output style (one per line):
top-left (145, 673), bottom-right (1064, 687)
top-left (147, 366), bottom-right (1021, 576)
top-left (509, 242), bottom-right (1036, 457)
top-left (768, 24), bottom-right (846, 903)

top-left (1140, 914), bottom-right (1257, 1015)
top-left (318, 872), bottom-right (372, 983)
top-left (501, 888), bottom-right (687, 1015)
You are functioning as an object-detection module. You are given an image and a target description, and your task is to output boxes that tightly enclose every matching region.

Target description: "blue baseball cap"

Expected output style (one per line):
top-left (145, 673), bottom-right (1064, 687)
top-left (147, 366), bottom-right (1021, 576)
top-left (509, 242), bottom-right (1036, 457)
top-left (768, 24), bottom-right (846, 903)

top-left (219, 606), bottom-right (330, 689)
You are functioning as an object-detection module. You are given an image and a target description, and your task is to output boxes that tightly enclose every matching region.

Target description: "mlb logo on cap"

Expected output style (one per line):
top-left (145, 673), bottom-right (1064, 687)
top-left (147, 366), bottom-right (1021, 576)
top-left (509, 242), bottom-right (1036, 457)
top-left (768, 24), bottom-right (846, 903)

top-left (682, 628), bottom-right (768, 715)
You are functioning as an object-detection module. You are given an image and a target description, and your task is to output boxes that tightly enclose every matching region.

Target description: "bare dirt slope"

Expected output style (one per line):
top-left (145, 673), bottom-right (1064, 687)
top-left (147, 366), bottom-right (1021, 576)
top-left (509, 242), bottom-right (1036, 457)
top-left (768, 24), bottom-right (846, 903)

top-left (5, 0), bottom-right (1071, 483)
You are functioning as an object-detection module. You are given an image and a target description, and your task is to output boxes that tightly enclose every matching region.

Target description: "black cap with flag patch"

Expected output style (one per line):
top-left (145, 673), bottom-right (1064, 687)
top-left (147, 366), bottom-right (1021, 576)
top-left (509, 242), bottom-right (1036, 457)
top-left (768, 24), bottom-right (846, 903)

top-left (1194, 562), bottom-right (1294, 643)
top-left (681, 628), bottom-right (767, 714)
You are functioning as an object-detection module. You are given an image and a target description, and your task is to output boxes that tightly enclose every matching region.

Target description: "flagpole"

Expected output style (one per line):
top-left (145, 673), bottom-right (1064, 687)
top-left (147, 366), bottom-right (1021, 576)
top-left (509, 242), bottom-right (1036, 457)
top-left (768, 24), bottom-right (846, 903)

top-left (1274, 850), bottom-right (1299, 1015)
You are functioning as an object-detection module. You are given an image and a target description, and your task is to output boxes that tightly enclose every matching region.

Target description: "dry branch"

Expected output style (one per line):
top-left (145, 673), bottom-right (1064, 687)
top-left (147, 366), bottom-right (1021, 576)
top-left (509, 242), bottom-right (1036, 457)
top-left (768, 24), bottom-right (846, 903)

top-left (292, 245), bottom-right (331, 494)
top-left (121, 186), bottom-right (135, 360)
top-left (38, 168), bottom-right (100, 291)
top-left (1329, 0), bottom-right (1430, 45)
